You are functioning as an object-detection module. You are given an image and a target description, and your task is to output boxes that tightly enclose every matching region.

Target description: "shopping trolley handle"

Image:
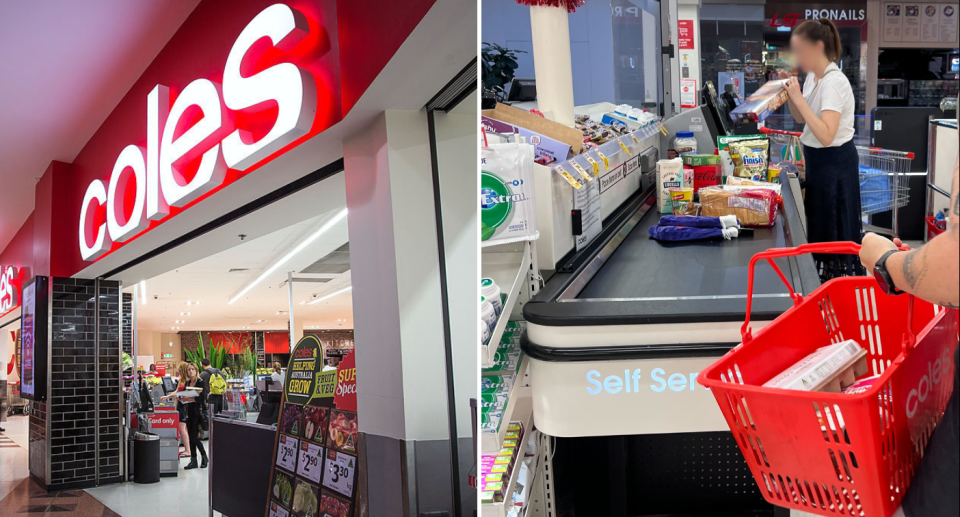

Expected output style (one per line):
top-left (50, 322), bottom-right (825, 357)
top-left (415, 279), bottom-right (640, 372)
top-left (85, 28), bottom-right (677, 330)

top-left (741, 242), bottom-right (917, 350)
top-left (758, 126), bottom-right (803, 137)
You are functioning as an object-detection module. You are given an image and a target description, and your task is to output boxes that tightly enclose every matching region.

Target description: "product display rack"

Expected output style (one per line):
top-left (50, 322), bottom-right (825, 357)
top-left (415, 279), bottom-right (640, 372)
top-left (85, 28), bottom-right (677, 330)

top-left (480, 372), bottom-right (534, 517)
top-left (481, 240), bottom-right (537, 368)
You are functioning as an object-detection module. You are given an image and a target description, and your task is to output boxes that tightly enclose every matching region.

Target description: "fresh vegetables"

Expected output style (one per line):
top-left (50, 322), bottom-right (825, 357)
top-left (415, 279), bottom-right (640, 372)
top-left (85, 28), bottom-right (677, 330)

top-left (320, 490), bottom-right (351, 517)
top-left (292, 480), bottom-right (318, 516)
top-left (273, 472), bottom-right (293, 507)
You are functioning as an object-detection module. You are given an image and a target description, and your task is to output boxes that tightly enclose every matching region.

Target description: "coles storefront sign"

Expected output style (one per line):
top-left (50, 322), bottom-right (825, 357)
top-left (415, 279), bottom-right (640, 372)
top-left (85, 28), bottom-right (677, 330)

top-left (62, 0), bottom-right (438, 273)
top-left (79, 2), bottom-right (337, 261)
top-left (1, 266), bottom-right (20, 315)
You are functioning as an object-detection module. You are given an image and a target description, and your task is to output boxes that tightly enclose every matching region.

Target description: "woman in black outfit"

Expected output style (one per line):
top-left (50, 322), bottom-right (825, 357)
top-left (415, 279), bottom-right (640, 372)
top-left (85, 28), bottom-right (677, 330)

top-left (784, 19), bottom-right (862, 279)
top-left (177, 363), bottom-right (207, 469)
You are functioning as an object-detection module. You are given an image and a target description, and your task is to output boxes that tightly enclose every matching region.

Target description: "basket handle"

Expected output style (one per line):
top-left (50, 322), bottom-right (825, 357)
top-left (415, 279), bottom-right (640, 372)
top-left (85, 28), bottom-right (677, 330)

top-left (758, 126), bottom-right (803, 137)
top-left (742, 242), bottom-right (917, 352)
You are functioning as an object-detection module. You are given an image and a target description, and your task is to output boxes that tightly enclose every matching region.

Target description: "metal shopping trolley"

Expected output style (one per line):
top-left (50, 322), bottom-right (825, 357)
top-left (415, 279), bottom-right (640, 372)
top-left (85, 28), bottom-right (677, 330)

top-left (760, 127), bottom-right (915, 238)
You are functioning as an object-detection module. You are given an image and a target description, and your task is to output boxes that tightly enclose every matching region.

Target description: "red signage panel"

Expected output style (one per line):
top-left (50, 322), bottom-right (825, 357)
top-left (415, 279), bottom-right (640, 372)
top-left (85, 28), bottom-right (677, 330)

top-left (678, 20), bottom-right (695, 49)
top-left (333, 351), bottom-right (356, 411)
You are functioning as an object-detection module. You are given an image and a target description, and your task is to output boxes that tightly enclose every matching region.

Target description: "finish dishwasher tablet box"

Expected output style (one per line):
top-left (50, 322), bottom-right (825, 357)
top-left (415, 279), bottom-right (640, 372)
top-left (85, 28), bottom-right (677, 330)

top-left (656, 158), bottom-right (684, 214)
top-left (481, 143), bottom-right (538, 246)
top-left (764, 340), bottom-right (868, 393)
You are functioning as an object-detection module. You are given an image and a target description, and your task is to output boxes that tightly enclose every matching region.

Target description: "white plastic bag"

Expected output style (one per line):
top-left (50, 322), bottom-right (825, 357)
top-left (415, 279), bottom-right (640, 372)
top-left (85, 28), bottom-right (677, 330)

top-left (481, 143), bottom-right (539, 246)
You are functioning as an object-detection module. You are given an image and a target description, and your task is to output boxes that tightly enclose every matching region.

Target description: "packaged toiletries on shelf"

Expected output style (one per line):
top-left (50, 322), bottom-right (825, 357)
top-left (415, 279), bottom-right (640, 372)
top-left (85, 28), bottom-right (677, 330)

top-left (763, 340), bottom-right (869, 393)
top-left (481, 278), bottom-right (503, 316)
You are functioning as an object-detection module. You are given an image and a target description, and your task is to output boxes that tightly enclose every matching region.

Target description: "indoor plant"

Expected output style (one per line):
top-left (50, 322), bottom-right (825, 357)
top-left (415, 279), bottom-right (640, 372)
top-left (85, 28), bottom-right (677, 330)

top-left (481, 43), bottom-right (525, 102)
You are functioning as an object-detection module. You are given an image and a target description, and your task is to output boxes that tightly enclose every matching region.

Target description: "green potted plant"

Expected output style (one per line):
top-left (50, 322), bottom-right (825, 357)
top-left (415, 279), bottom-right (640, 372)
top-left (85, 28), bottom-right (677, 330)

top-left (482, 43), bottom-right (526, 102)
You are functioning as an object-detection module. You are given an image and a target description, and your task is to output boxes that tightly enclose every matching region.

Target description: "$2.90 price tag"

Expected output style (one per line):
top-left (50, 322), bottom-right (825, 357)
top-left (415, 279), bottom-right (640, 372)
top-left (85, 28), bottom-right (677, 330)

top-left (296, 441), bottom-right (325, 484)
top-left (276, 434), bottom-right (299, 473)
top-left (322, 450), bottom-right (356, 497)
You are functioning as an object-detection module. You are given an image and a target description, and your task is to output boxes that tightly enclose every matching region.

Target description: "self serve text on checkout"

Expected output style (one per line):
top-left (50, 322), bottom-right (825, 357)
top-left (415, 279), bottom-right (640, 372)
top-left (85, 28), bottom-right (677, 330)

top-left (586, 368), bottom-right (702, 395)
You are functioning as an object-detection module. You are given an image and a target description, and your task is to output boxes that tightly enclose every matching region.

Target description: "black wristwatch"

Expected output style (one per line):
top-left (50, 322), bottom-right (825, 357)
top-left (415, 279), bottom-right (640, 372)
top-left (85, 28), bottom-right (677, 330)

top-left (873, 250), bottom-right (904, 295)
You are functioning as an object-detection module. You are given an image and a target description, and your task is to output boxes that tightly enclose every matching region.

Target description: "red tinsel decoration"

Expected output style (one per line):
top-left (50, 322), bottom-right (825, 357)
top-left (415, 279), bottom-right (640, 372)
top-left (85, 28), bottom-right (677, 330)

top-left (515, 0), bottom-right (586, 14)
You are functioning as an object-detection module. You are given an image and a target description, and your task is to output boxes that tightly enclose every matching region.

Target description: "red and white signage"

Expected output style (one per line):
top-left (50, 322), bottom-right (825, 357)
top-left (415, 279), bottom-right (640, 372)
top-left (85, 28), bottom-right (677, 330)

top-left (678, 20), bottom-right (695, 50)
top-left (0, 266), bottom-right (20, 314)
top-left (333, 352), bottom-right (356, 411)
top-left (146, 412), bottom-right (179, 429)
top-left (78, 3), bottom-right (329, 261)
top-left (680, 79), bottom-right (698, 109)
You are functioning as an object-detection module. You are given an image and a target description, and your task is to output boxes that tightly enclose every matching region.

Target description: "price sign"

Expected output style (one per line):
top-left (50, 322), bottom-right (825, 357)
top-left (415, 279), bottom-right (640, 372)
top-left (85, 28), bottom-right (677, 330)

top-left (297, 441), bottom-right (325, 484)
top-left (276, 434), bottom-right (299, 473)
top-left (322, 450), bottom-right (356, 497)
top-left (269, 501), bottom-right (290, 517)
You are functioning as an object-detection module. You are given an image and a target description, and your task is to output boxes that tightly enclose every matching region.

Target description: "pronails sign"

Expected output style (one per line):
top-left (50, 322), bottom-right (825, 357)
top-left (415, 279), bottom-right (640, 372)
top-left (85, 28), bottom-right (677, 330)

top-left (78, 3), bottom-right (324, 261)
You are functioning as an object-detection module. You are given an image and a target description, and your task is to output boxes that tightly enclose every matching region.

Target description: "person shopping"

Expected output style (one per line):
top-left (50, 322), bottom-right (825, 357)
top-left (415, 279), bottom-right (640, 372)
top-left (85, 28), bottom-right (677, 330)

top-left (784, 19), bottom-right (861, 280)
top-left (160, 363), bottom-right (191, 458)
top-left (859, 157), bottom-right (959, 517)
top-left (161, 362), bottom-right (208, 469)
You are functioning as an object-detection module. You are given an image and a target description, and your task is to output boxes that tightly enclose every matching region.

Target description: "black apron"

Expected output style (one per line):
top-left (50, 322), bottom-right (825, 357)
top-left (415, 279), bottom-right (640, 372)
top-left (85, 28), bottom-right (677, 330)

top-left (802, 139), bottom-right (864, 280)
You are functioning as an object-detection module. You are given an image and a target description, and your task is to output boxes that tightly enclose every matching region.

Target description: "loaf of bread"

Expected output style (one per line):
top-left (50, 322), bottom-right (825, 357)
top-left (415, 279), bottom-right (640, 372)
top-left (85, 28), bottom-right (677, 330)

top-left (699, 186), bottom-right (779, 227)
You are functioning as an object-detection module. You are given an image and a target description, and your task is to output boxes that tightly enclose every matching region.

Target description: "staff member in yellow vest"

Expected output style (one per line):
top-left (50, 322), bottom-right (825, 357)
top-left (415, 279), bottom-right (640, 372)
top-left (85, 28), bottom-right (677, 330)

top-left (784, 18), bottom-right (861, 280)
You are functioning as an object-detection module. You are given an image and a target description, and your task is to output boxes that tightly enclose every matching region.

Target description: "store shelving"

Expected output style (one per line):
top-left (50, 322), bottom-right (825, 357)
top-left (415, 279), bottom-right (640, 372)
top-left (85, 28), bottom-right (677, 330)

top-left (481, 392), bottom-right (534, 517)
top-left (481, 241), bottom-right (532, 368)
top-left (480, 355), bottom-right (530, 453)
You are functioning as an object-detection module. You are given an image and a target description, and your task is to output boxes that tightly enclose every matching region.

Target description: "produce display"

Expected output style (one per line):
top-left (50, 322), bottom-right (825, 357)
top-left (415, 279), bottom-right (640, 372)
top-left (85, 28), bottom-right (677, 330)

top-left (292, 479), bottom-right (319, 517)
top-left (273, 471), bottom-right (294, 507)
top-left (327, 410), bottom-right (358, 453)
top-left (320, 490), bottom-right (352, 517)
top-left (281, 404), bottom-right (303, 436)
top-left (303, 406), bottom-right (330, 445)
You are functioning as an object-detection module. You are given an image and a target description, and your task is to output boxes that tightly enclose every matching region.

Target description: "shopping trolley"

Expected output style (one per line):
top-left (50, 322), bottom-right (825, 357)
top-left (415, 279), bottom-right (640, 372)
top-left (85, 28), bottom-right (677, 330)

top-left (760, 127), bottom-right (915, 238)
top-left (699, 242), bottom-right (958, 517)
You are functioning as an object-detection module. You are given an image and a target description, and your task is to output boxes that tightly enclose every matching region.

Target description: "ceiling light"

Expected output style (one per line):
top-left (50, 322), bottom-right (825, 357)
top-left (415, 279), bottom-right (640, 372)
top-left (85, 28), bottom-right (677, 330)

top-left (299, 301), bottom-right (306, 305)
top-left (307, 285), bottom-right (352, 305)
top-left (140, 280), bottom-right (147, 305)
top-left (228, 208), bottom-right (348, 304)
top-left (179, 312), bottom-right (191, 316)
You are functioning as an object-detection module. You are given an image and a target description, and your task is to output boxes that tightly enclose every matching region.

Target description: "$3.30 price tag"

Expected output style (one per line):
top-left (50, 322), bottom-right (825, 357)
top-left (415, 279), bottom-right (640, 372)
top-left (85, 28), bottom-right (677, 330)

top-left (322, 450), bottom-right (356, 497)
top-left (296, 441), bottom-right (325, 484)
top-left (276, 434), bottom-right (299, 473)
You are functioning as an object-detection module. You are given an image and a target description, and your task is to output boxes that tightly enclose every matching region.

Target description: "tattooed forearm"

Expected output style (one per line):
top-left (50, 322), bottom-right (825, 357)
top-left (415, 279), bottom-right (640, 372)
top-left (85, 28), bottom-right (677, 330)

top-left (901, 248), bottom-right (928, 290)
top-left (938, 301), bottom-right (960, 309)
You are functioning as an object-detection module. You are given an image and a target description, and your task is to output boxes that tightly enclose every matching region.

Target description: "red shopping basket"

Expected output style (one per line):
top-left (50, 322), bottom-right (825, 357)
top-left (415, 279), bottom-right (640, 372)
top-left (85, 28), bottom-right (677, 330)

top-left (698, 242), bottom-right (958, 517)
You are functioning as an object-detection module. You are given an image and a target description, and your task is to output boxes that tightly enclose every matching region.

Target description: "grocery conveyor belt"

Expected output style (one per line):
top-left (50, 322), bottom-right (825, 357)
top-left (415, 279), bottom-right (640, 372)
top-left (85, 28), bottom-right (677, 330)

top-left (524, 177), bottom-right (820, 327)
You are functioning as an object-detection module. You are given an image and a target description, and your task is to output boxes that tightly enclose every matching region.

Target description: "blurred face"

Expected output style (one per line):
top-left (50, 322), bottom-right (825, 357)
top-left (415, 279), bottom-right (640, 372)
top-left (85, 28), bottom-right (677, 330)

top-left (790, 34), bottom-right (825, 73)
top-left (188, 365), bottom-right (198, 379)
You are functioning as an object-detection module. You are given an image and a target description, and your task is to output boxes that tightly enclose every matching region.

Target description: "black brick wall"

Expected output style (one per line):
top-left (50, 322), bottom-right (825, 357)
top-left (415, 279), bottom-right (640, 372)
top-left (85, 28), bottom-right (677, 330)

top-left (48, 278), bottom-right (121, 490)
top-left (29, 401), bottom-right (47, 486)
top-left (122, 293), bottom-right (132, 355)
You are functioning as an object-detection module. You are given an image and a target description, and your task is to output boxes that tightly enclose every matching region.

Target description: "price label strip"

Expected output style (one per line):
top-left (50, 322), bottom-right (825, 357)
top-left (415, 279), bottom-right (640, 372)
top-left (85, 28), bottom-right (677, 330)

top-left (570, 161), bottom-right (593, 182)
top-left (269, 501), bottom-right (290, 517)
top-left (618, 138), bottom-right (633, 156)
top-left (275, 434), bottom-right (299, 473)
top-left (322, 450), bottom-right (357, 498)
top-left (596, 150), bottom-right (609, 170)
top-left (296, 441), bottom-right (325, 484)
top-left (583, 153), bottom-right (600, 176)
top-left (630, 131), bottom-right (640, 143)
top-left (554, 164), bottom-right (582, 189)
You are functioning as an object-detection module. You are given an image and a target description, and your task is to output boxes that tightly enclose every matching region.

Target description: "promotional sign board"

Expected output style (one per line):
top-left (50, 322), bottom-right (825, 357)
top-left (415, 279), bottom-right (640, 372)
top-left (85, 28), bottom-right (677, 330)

top-left (267, 335), bottom-right (359, 516)
top-left (333, 351), bottom-right (356, 411)
top-left (20, 276), bottom-right (49, 401)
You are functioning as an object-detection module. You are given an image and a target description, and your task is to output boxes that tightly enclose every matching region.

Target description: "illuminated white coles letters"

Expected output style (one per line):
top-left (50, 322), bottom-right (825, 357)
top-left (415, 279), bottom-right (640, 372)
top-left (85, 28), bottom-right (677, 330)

top-left (0, 266), bottom-right (19, 312)
top-left (78, 3), bottom-right (316, 260)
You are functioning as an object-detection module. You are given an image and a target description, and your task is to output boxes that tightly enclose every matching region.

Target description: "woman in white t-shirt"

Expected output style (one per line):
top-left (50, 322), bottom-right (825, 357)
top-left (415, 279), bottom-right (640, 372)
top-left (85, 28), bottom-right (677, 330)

top-left (783, 18), bottom-right (862, 279)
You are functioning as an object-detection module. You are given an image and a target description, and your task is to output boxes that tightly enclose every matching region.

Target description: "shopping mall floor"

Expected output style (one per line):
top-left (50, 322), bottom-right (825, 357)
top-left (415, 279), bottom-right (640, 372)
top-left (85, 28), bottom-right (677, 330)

top-left (0, 415), bottom-right (226, 516)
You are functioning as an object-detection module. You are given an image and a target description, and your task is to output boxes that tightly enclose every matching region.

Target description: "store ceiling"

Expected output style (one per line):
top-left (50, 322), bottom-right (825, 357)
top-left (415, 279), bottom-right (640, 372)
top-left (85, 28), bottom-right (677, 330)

top-left (0, 0), bottom-right (201, 251)
top-left (129, 210), bottom-right (354, 333)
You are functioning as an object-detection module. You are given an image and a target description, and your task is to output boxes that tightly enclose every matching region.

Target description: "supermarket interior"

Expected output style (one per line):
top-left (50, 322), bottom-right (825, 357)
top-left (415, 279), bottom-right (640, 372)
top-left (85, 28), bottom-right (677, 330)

top-left (480, 1), bottom-right (958, 516)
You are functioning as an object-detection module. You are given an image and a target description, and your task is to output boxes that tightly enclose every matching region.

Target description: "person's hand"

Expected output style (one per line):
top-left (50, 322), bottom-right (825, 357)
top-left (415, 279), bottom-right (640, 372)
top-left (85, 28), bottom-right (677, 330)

top-left (783, 77), bottom-right (803, 100)
top-left (860, 232), bottom-right (902, 271)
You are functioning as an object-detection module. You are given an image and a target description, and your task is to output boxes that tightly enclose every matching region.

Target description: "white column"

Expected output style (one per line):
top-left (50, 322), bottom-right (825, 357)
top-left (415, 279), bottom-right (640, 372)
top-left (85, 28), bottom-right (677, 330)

top-left (343, 110), bottom-right (449, 442)
top-left (530, 5), bottom-right (576, 125)
top-left (678, 0), bottom-right (702, 112)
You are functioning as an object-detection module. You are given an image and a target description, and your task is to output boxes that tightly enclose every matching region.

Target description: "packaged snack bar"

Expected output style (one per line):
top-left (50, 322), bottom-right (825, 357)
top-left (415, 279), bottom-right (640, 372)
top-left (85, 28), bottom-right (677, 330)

top-left (481, 143), bottom-right (539, 246)
top-left (699, 186), bottom-right (780, 227)
top-left (729, 79), bottom-right (790, 123)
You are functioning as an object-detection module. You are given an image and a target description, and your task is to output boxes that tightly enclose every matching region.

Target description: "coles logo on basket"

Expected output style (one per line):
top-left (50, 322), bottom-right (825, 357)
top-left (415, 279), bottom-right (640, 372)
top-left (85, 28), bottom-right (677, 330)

top-left (78, 3), bottom-right (319, 261)
top-left (905, 347), bottom-right (954, 419)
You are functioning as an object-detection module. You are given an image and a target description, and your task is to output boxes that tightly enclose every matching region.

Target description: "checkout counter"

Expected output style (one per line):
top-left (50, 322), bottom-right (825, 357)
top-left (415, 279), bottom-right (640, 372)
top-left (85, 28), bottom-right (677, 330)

top-left (519, 86), bottom-right (819, 515)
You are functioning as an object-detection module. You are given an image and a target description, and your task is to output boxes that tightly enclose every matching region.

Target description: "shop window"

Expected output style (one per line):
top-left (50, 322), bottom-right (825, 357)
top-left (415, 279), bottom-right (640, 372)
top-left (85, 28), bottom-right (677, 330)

top-left (611, 0), bottom-right (662, 113)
